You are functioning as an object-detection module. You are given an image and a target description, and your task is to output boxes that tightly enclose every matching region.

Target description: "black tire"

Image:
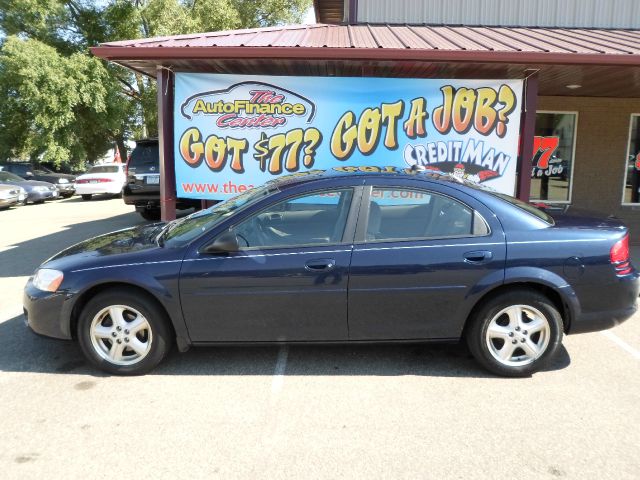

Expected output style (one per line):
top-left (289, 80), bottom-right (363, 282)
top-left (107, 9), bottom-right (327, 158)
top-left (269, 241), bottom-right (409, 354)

top-left (77, 289), bottom-right (173, 375)
top-left (139, 209), bottom-right (161, 221)
top-left (466, 289), bottom-right (563, 377)
top-left (81, 194), bottom-right (92, 201)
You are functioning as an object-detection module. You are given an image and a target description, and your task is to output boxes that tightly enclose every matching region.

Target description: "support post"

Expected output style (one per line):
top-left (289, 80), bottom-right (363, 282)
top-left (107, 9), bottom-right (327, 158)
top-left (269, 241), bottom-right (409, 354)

top-left (516, 70), bottom-right (538, 201)
top-left (157, 66), bottom-right (176, 221)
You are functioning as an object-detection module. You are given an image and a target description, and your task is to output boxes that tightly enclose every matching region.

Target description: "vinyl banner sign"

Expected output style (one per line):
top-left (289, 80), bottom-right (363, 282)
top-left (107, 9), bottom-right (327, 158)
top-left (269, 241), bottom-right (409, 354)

top-left (174, 73), bottom-right (523, 199)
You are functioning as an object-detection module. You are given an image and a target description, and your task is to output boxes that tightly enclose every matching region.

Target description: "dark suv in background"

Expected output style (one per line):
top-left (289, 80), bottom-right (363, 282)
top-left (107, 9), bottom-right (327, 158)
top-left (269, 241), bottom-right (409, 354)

top-left (124, 139), bottom-right (201, 220)
top-left (0, 162), bottom-right (75, 198)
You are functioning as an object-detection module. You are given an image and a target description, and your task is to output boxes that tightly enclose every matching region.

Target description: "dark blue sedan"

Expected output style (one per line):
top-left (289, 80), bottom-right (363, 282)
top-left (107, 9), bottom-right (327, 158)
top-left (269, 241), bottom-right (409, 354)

top-left (23, 168), bottom-right (639, 376)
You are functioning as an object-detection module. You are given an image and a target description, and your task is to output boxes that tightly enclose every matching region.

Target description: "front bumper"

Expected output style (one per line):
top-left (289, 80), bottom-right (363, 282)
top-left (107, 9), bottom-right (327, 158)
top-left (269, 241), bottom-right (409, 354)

top-left (56, 184), bottom-right (75, 196)
top-left (29, 189), bottom-right (58, 202)
top-left (23, 279), bottom-right (72, 339)
top-left (0, 196), bottom-right (18, 207)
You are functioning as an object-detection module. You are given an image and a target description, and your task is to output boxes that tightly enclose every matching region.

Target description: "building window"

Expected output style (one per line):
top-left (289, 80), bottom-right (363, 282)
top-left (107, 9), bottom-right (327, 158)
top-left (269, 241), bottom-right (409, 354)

top-left (623, 115), bottom-right (640, 205)
top-left (530, 112), bottom-right (578, 203)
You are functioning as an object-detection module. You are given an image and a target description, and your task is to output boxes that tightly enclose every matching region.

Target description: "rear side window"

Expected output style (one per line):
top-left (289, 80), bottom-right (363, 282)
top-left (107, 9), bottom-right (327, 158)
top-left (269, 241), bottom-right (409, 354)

top-left (128, 143), bottom-right (159, 174)
top-left (366, 187), bottom-right (488, 241)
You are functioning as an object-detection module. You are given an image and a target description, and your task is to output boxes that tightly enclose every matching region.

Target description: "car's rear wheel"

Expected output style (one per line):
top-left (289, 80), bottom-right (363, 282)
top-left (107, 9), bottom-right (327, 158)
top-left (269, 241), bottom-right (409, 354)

top-left (466, 289), bottom-right (563, 377)
top-left (77, 289), bottom-right (172, 375)
top-left (139, 209), bottom-right (161, 221)
top-left (81, 194), bottom-right (92, 201)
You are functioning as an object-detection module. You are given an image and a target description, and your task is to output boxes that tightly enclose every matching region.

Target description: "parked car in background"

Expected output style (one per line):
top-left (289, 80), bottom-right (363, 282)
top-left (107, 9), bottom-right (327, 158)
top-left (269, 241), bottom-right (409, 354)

top-left (24, 169), bottom-right (639, 376)
top-left (123, 139), bottom-right (201, 220)
top-left (0, 163), bottom-right (75, 198)
top-left (0, 171), bottom-right (58, 204)
top-left (0, 184), bottom-right (20, 209)
top-left (74, 163), bottom-right (126, 201)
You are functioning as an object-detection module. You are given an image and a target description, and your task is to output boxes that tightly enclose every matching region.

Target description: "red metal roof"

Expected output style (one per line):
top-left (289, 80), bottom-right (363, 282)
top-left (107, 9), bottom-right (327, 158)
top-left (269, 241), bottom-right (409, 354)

top-left (91, 23), bottom-right (640, 98)
top-left (97, 23), bottom-right (640, 57)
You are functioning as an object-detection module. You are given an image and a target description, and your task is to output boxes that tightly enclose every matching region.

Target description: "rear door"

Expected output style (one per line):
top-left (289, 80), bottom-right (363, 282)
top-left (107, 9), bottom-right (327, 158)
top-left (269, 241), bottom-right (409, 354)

top-left (348, 180), bottom-right (506, 340)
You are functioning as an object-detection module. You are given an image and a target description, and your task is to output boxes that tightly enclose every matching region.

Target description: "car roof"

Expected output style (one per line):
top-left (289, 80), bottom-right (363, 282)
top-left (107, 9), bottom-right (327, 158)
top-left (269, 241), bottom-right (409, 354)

top-left (266, 166), bottom-right (478, 191)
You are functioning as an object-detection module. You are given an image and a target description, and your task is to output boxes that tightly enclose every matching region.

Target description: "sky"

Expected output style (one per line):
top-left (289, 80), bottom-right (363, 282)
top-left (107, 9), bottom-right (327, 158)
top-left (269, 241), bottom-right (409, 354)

top-left (302, 6), bottom-right (316, 24)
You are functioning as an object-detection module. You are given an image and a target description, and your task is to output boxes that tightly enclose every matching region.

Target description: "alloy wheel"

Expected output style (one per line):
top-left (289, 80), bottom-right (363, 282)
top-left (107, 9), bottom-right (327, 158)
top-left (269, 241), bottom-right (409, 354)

top-left (89, 305), bottom-right (153, 366)
top-left (485, 304), bottom-right (551, 367)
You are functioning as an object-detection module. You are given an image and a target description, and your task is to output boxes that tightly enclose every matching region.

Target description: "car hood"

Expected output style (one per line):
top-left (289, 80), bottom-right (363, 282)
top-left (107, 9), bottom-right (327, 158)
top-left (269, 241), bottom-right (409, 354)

top-left (11, 179), bottom-right (56, 189)
top-left (46, 223), bottom-right (166, 267)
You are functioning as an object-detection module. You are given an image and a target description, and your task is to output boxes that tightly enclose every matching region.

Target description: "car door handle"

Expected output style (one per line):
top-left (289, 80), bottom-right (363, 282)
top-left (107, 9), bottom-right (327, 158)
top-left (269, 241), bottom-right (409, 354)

top-left (305, 258), bottom-right (336, 272)
top-left (463, 250), bottom-right (493, 264)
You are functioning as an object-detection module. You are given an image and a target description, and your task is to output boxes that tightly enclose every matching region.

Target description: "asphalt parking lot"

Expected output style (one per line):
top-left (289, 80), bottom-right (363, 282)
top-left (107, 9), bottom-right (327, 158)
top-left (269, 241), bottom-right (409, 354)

top-left (1, 197), bottom-right (639, 479)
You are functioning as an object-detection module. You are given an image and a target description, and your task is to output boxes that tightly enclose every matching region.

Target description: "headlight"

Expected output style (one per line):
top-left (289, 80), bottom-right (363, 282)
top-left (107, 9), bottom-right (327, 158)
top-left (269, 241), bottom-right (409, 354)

top-left (32, 269), bottom-right (64, 292)
top-left (33, 186), bottom-right (49, 192)
top-left (58, 178), bottom-right (69, 184)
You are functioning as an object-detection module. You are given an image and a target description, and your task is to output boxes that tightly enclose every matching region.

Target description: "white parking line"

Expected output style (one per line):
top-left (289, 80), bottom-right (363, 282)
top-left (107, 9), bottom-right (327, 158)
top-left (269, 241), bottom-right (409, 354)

top-left (601, 330), bottom-right (640, 360)
top-left (271, 346), bottom-right (289, 396)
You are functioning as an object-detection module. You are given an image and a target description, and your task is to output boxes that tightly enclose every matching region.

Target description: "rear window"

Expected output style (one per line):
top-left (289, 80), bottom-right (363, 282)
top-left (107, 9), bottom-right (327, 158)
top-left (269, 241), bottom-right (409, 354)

top-left (489, 191), bottom-right (554, 224)
top-left (88, 165), bottom-right (120, 174)
top-left (128, 143), bottom-right (159, 174)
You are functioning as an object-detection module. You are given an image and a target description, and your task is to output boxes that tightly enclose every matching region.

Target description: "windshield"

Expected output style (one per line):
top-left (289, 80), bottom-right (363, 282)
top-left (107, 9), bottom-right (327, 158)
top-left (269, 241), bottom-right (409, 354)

top-left (88, 165), bottom-right (120, 174)
top-left (0, 172), bottom-right (23, 182)
top-left (159, 185), bottom-right (274, 247)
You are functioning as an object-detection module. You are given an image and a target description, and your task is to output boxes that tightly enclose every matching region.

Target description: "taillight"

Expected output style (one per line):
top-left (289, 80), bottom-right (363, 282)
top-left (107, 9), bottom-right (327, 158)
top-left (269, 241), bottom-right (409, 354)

top-left (610, 234), bottom-right (632, 275)
top-left (76, 178), bottom-right (113, 184)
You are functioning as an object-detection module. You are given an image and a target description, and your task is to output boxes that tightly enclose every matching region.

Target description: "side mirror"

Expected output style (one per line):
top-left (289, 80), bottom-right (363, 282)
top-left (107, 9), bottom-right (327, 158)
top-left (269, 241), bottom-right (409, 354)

top-left (25, 171), bottom-right (34, 177)
top-left (202, 230), bottom-right (239, 254)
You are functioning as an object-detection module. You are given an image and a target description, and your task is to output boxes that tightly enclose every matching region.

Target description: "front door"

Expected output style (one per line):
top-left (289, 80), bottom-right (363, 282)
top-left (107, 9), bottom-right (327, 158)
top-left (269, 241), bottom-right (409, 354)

top-left (348, 183), bottom-right (506, 340)
top-left (180, 188), bottom-right (358, 342)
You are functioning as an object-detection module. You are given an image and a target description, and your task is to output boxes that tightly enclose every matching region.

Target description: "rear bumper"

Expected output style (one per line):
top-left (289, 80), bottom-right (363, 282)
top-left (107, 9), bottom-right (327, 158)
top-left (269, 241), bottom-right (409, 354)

top-left (23, 279), bottom-right (72, 340)
top-left (124, 191), bottom-right (200, 210)
top-left (568, 273), bottom-right (639, 334)
top-left (75, 183), bottom-right (123, 195)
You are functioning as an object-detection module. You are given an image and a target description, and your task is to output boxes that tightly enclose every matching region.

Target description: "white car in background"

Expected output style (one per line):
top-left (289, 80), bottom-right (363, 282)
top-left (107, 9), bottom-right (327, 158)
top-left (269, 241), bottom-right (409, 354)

top-left (74, 164), bottom-right (126, 201)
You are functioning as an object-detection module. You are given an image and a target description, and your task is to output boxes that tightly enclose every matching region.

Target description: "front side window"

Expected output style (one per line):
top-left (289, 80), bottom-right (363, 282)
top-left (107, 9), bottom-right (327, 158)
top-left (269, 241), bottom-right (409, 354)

top-left (623, 115), bottom-right (640, 204)
top-left (530, 112), bottom-right (577, 203)
top-left (11, 164), bottom-right (31, 176)
top-left (233, 189), bottom-right (353, 249)
top-left (366, 188), bottom-right (484, 241)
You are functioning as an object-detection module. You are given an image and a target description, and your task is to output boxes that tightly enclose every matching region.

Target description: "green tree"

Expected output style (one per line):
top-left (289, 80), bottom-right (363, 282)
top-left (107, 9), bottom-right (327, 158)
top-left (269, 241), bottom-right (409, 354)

top-left (0, 0), bottom-right (311, 167)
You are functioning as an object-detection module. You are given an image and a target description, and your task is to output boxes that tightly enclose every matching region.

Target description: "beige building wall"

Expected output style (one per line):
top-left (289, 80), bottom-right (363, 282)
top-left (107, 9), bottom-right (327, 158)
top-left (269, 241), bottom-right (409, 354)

top-left (536, 96), bottom-right (640, 242)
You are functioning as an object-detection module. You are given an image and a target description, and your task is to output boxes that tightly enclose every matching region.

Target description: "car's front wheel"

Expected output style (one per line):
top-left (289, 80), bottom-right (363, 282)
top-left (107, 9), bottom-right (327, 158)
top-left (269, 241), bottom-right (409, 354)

top-left (77, 289), bottom-right (172, 375)
top-left (466, 289), bottom-right (563, 377)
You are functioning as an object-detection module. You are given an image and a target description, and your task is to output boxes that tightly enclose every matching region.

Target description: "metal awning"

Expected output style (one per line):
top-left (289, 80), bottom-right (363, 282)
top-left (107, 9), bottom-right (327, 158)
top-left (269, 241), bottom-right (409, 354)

top-left (92, 24), bottom-right (640, 97)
